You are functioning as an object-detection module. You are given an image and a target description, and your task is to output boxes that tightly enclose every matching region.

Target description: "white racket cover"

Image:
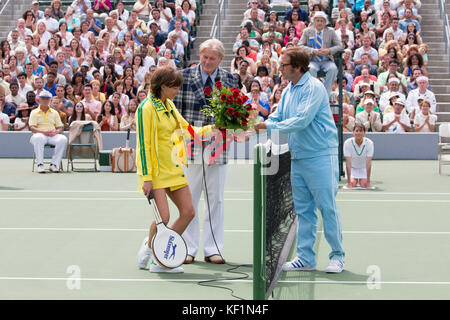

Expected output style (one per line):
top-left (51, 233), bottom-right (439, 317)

top-left (151, 223), bottom-right (187, 269)
top-left (147, 194), bottom-right (187, 269)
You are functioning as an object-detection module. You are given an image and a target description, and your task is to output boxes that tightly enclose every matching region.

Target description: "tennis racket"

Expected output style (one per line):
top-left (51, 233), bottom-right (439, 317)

top-left (147, 193), bottom-right (187, 269)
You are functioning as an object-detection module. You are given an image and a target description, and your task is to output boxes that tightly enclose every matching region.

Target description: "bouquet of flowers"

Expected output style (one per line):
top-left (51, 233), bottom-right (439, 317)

top-left (201, 80), bottom-right (259, 130)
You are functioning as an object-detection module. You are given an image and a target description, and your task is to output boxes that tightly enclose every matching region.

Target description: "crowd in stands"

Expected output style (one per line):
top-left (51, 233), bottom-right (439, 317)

top-left (230, 0), bottom-right (437, 132)
top-left (0, 0), bottom-right (199, 132)
top-left (0, 0), bottom-right (438, 134)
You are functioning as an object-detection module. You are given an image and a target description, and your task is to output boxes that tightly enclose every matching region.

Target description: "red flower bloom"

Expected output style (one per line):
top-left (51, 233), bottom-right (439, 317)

top-left (235, 97), bottom-right (244, 105)
top-left (241, 95), bottom-right (249, 103)
top-left (230, 87), bottom-right (238, 92)
top-left (204, 86), bottom-right (212, 96)
top-left (226, 107), bottom-right (234, 115)
top-left (232, 89), bottom-right (240, 98)
top-left (242, 120), bottom-right (248, 126)
top-left (220, 94), bottom-right (227, 102)
top-left (215, 81), bottom-right (222, 89)
top-left (227, 95), bottom-right (235, 103)
top-left (233, 111), bottom-right (241, 118)
top-left (246, 105), bottom-right (253, 111)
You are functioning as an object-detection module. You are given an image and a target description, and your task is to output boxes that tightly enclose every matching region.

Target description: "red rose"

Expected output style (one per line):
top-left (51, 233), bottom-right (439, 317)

top-left (220, 94), bottom-right (227, 102)
top-left (232, 89), bottom-right (240, 98)
top-left (226, 107), bottom-right (234, 115)
top-left (242, 120), bottom-right (248, 126)
top-left (230, 87), bottom-right (238, 92)
top-left (215, 81), bottom-right (223, 89)
top-left (241, 95), bottom-right (249, 103)
top-left (235, 97), bottom-right (244, 105)
top-left (233, 111), bottom-right (241, 118)
top-left (204, 86), bottom-right (212, 96)
top-left (246, 105), bottom-right (253, 111)
top-left (227, 95), bottom-right (235, 103)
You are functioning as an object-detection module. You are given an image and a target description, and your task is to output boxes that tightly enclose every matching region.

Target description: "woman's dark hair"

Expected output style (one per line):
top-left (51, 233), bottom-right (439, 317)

top-left (406, 33), bottom-right (418, 45)
top-left (257, 65), bottom-right (269, 76)
top-left (181, 0), bottom-right (192, 10)
top-left (69, 102), bottom-right (86, 124)
top-left (407, 52), bottom-right (424, 67)
top-left (71, 72), bottom-right (85, 85)
top-left (132, 54), bottom-right (144, 67)
top-left (250, 79), bottom-right (262, 92)
top-left (150, 66), bottom-right (184, 99)
top-left (237, 45), bottom-right (249, 56)
top-left (233, 56), bottom-right (244, 69)
top-left (101, 100), bottom-right (116, 116)
top-left (22, 10), bottom-right (36, 21)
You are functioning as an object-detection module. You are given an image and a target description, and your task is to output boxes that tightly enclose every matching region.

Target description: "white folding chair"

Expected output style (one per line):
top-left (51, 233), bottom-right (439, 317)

top-left (438, 123), bottom-right (450, 175)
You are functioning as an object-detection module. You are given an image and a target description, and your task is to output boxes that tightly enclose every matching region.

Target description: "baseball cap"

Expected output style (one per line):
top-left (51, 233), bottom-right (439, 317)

top-left (395, 98), bottom-right (406, 106)
top-left (364, 99), bottom-right (375, 105)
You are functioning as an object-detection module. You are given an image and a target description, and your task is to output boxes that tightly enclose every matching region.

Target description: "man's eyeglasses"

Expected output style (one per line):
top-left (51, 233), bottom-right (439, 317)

top-left (279, 63), bottom-right (291, 68)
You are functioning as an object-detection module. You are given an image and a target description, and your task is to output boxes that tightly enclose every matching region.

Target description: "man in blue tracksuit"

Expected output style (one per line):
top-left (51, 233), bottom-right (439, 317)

top-left (255, 47), bottom-right (345, 273)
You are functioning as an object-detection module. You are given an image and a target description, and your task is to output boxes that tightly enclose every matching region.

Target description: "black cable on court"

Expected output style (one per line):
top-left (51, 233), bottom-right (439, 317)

top-left (196, 143), bottom-right (252, 300)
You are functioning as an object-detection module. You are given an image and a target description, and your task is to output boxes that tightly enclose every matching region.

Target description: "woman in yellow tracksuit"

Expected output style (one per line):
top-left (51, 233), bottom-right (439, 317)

top-left (135, 66), bottom-right (213, 273)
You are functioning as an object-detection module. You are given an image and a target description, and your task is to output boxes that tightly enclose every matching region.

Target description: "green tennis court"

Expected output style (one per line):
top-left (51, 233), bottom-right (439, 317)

top-left (0, 158), bottom-right (449, 300)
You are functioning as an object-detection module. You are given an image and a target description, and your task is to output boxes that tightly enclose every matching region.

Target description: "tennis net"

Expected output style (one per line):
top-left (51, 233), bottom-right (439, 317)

top-left (253, 141), bottom-right (297, 300)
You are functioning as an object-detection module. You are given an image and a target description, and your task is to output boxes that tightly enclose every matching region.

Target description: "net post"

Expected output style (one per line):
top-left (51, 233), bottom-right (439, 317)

top-left (253, 144), bottom-right (266, 300)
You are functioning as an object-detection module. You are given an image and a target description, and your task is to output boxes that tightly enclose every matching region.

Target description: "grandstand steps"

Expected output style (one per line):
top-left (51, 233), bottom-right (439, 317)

top-left (0, 0), bottom-right (33, 39)
top-left (436, 112), bottom-right (450, 121)
top-left (429, 84), bottom-right (450, 94)
top-left (437, 102), bottom-right (450, 112)
top-left (189, 0), bottom-right (244, 70)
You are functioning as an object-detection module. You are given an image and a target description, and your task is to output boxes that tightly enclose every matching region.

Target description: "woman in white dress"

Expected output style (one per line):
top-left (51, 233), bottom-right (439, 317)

top-left (344, 123), bottom-right (374, 189)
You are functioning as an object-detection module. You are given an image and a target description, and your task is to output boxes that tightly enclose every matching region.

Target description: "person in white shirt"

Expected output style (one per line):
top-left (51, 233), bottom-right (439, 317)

top-left (413, 99), bottom-right (437, 132)
top-left (0, 111), bottom-right (9, 131)
top-left (42, 8), bottom-right (59, 34)
top-left (344, 123), bottom-right (374, 189)
top-left (383, 18), bottom-right (403, 41)
top-left (382, 98), bottom-right (412, 132)
top-left (70, 0), bottom-right (91, 16)
top-left (353, 36), bottom-right (378, 66)
top-left (406, 76), bottom-right (436, 121)
top-left (355, 98), bottom-right (383, 132)
top-left (168, 19), bottom-right (189, 48)
top-left (378, 77), bottom-right (405, 113)
top-left (243, 0), bottom-right (266, 21)
top-left (5, 82), bottom-right (26, 107)
top-left (17, 73), bottom-right (34, 98)
top-left (148, 8), bottom-right (170, 34)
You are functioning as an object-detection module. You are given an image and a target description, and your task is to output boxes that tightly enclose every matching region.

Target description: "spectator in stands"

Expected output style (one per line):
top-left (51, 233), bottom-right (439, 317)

top-left (31, 1), bottom-right (45, 21)
top-left (344, 123), bottom-right (374, 189)
top-left (336, 18), bottom-right (355, 48)
top-left (69, 101), bottom-right (92, 125)
top-left (51, 0), bottom-right (65, 21)
top-left (406, 67), bottom-right (429, 93)
top-left (9, 30), bottom-right (26, 52)
top-left (154, 0), bottom-right (173, 22)
top-left (354, 36), bottom-right (378, 66)
top-left (17, 73), bottom-right (33, 98)
top-left (245, 8), bottom-right (264, 36)
top-left (398, 0), bottom-right (421, 22)
top-left (169, 6), bottom-right (191, 35)
top-left (286, 10), bottom-right (307, 36)
top-left (237, 59), bottom-right (254, 93)
top-left (399, 8), bottom-right (421, 33)
top-left (299, 11), bottom-right (342, 94)
top-left (96, 100), bottom-right (118, 131)
top-left (377, 59), bottom-right (407, 89)
top-left (119, 98), bottom-right (137, 131)
top-left (71, 0), bottom-right (92, 16)
top-left (93, 0), bottom-right (112, 15)
top-left (355, 98), bottom-right (382, 132)
top-left (25, 91), bottom-right (39, 109)
top-left (266, 11), bottom-right (284, 34)
top-left (134, 0), bottom-right (152, 18)
top-left (379, 77), bottom-right (406, 113)
top-left (244, 0), bottom-right (266, 21)
top-left (246, 81), bottom-right (270, 120)
top-left (23, 10), bottom-right (37, 34)
top-left (65, 84), bottom-right (78, 104)
top-left (406, 76), bottom-right (436, 121)
top-left (6, 82), bottom-right (26, 108)
top-left (55, 84), bottom-right (73, 110)
top-left (83, 9), bottom-right (103, 37)
top-left (0, 107), bottom-right (9, 131)
top-left (118, 19), bottom-right (145, 47)
top-left (403, 52), bottom-right (427, 79)
top-left (383, 17), bottom-right (403, 42)
top-left (0, 85), bottom-right (17, 123)
top-left (342, 103), bottom-right (356, 132)
top-left (402, 22), bottom-right (422, 45)
top-left (332, 0), bottom-right (354, 25)
top-left (82, 83), bottom-right (102, 120)
top-left (376, 10), bottom-right (392, 38)
top-left (115, 0), bottom-right (130, 22)
top-left (269, 87), bottom-right (283, 113)
top-left (42, 8), bottom-right (59, 35)
top-left (414, 100), bottom-right (437, 132)
top-left (168, 19), bottom-right (189, 48)
top-left (29, 90), bottom-right (67, 173)
top-left (382, 98), bottom-right (411, 132)
top-left (285, 0), bottom-right (309, 24)
top-left (14, 105), bottom-right (32, 131)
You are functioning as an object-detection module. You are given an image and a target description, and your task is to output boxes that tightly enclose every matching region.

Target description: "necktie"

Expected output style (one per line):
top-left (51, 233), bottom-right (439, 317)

top-left (204, 76), bottom-right (213, 91)
top-left (314, 31), bottom-right (323, 62)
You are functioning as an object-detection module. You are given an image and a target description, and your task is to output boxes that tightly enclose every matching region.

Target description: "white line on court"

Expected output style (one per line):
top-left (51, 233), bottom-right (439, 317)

top-left (1, 228), bottom-right (449, 235)
top-left (0, 190), bottom-right (253, 194)
top-left (1, 277), bottom-right (450, 286)
top-left (2, 197), bottom-right (450, 203)
top-left (0, 277), bottom-right (253, 283)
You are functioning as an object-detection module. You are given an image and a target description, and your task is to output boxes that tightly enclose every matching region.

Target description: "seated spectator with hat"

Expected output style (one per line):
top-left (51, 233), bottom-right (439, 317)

top-left (14, 105), bottom-right (32, 131)
top-left (382, 98), bottom-right (412, 132)
top-left (356, 98), bottom-right (382, 132)
top-left (406, 76), bottom-right (436, 122)
top-left (29, 90), bottom-right (67, 173)
top-left (414, 99), bottom-right (437, 133)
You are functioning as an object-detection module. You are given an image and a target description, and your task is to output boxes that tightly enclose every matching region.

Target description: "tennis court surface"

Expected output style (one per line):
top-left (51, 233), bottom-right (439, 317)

top-left (1, 158), bottom-right (449, 300)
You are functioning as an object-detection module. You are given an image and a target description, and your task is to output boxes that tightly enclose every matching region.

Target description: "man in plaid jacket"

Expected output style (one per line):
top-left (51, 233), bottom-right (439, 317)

top-left (173, 39), bottom-right (238, 265)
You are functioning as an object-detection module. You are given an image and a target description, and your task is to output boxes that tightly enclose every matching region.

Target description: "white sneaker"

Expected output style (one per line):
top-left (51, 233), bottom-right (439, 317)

top-left (49, 164), bottom-right (59, 172)
top-left (149, 260), bottom-right (184, 273)
top-left (282, 257), bottom-right (316, 271)
top-left (136, 237), bottom-right (153, 269)
top-left (325, 259), bottom-right (344, 273)
top-left (37, 164), bottom-right (45, 173)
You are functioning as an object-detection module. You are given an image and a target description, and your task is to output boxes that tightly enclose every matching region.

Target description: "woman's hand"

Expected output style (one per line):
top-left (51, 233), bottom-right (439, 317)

top-left (142, 180), bottom-right (153, 198)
